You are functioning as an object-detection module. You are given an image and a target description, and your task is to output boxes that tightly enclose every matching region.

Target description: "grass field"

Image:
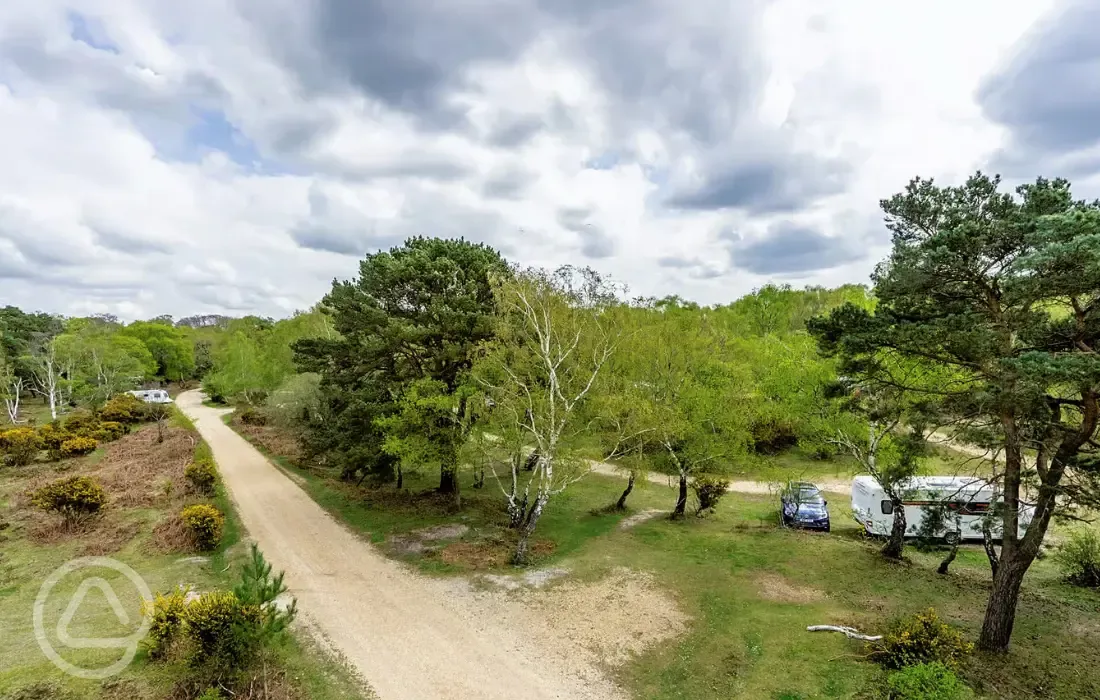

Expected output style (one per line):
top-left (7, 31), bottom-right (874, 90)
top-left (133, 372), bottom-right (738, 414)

top-left (0, 414), bottom-right (366, 700)
top-left (228, 418), bottom-right (1100, 700)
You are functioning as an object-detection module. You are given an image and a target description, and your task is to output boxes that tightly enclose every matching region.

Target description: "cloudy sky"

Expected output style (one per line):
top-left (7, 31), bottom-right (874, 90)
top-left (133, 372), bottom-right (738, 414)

top-left (1, 0), bottom-right (1097, 320)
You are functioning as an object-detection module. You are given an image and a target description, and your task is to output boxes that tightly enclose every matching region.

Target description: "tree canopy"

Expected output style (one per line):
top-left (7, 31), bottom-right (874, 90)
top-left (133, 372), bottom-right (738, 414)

top-left (809, 172), bottom-right (1100, 651)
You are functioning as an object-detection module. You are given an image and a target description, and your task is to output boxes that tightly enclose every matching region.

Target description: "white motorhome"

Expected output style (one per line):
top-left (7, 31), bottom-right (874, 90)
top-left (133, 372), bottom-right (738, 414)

top-left (127, 389), bottom-right (173, 404)
top-left (851, 475), bottom-right (1033, 544)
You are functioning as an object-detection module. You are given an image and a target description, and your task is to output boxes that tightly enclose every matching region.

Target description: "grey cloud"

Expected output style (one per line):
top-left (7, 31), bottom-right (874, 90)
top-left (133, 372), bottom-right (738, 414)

top-left (249, 0), bottom-right (770, 145)
top-left (330, 155), bottom-right (470, 183)
top-left (724, 223), bottom-right (864, 275)
top-left (299, 0), bottom-right (541, 128)
top-left (556, 207), bottom-right (615, 259)
top-left (482, 168), bottom-right (536, 200)
top-left (289, 184), bottom-right (386, 256)
top-left (656, 256), bottom-right (694, 269)
top-left (978, 1), bottom-right (1100, 162)
top-left (557, 207), bottom-right (593, 233)
top-left (666, 157), bottom-right (850, 214)
top-left (0, 204), bottom-right (88, 267)
top-left (90, 223), bottom-right (172, 255)
top-left (486, 114), bottom-right (546, 148)
top-left (656, 255), bottom-right (727, 280)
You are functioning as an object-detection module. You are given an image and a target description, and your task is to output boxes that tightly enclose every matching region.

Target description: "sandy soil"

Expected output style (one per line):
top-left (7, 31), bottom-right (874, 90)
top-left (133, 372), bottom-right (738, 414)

top-left (178, 391), bottom-right (632, 700)
top-left (586, 461), bottom-right (851, 496)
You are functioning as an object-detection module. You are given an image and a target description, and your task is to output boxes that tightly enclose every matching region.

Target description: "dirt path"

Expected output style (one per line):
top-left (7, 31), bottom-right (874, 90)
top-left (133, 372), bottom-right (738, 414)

top-left (178, 391), bottom-right (626, 700)
top-left (586, 461), bottom-right (851, 496)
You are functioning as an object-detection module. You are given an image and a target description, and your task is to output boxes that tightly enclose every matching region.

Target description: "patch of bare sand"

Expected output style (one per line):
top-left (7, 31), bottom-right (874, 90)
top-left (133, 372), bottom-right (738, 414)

top-left (509, 568), bottom-right (689, 667)
top-left (619, 509), bottom-right (664, 529)
top-left (755, 573), bottom-right (827, 604)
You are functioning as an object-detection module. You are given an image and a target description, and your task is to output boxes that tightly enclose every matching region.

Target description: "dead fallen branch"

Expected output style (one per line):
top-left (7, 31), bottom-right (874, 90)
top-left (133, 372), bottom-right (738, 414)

top-left (806, 625), bottom-right (882, 641)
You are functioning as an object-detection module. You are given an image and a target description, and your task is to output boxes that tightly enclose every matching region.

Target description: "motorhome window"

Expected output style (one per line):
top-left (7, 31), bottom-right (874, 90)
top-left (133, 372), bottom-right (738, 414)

top-left (960, 502), bottom-right (991, 516)
top-left (880, 500), bottom-right (893, 515)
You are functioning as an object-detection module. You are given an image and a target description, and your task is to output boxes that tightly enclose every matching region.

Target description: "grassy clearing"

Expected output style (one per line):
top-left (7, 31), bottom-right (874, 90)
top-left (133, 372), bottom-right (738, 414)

top-left (0, 415), bottom-right (367, 700)
top-left (227, 418), bottom-right (1100, 700)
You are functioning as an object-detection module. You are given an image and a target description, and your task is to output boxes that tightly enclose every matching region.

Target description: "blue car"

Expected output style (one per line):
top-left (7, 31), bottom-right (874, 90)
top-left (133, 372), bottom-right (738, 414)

top-left (780, 481), bottom-right (831, 532)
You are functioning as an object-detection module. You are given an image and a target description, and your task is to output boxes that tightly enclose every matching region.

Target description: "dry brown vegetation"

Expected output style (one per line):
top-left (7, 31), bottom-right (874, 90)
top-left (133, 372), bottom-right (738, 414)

top-left (6, 424), bottom-right (209, 556)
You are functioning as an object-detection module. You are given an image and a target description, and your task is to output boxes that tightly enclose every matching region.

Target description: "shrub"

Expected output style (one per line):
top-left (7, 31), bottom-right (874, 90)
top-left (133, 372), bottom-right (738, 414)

top-left (142, 587), bottom-right (191, 660)
top-left (886, 662), bottom-right (973, 700)
top-left (37, 423), bottom-right (74, 461)
top-left (197, 689), bottom-right (225, 700)
top-left (692, 475), bottom-right (731, 515)
top-left (237, 408), bottom-right (267, 426)
top-left (30, 476), bottom-right (107, 523)
top-left (183, 591), bottom-right (262, 671)
top-left (869, 609), bottom-right (973, 670)
top-left (1055, 529), bottom-right (1100, 587)
top-left (62, 410), bottom-right (98, 434)
top-left (185, 458), bottom-right (218, 495)
top-left (0, 427), bottom-right (44, 466)
top-left (750, 416), bottom-right (799, 454)
top-left (100, 394), bottom-right (147, 424)
top-left (60, 436), bottom-right (98, 459)
top-left (92, 421), bottom-right (126, 442)
top-left (181, 504), bottom-right (225, 551)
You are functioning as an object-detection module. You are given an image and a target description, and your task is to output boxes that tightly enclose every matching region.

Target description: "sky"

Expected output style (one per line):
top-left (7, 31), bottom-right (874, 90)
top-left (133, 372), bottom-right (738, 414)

top-left (1, 0), bottom-right (1098, 320)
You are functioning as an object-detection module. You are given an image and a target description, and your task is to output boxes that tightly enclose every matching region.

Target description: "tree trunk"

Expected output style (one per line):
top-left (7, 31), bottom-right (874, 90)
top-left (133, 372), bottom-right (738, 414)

top-left (513, 494), bottom-right (548, 565)
top-left (982, 521), bottom-right (1000, 578)
top-left (938, 513), bottom-right (962, 575)
top-left (673, 473), bottom-right (688, 518)
top-left (937, 542), bottom-right (959, 575)
top-left (473, 466), bottom-right (485, 489)
top-left (156, 418), bottom-right (165, 443)
top-left (396, 464), bottom-right (403, 490)
top-left (438, 461), bottom-right (459, 495)
top-left (881, 497), bottom-right (905, 559)
top-left (978, 557), bottom-right (1029, 651)
top-left (615, 471), bottom-right (636, 511)
top-left (524, 451), bottom-right (539, 471)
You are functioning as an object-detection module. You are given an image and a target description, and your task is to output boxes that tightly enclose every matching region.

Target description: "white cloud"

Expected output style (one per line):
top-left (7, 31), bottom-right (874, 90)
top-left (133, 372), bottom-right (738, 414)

top-left (0, 0), bottom-right (1085, 320)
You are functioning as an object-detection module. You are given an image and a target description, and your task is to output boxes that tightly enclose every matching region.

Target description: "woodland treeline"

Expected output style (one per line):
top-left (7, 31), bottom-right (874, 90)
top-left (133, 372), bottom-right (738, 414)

top-left (3, 172), bottom-right (1098, 656)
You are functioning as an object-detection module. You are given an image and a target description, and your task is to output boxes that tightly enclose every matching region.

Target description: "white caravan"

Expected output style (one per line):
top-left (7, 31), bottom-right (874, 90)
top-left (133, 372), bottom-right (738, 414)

top-left (127, 389), bottom-right (173, 404)
top-left (851, 475), bottom-right (1034, 544)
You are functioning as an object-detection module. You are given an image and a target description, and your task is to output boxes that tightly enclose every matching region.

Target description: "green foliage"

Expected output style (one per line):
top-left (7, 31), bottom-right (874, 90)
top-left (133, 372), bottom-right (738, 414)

top-left (196, 688), bottom-right (225, 700)
top-left (119, 321), bottom-right (196, 380)
top-left (294, 237), bottom-right (506, 487)
top-left (52, 321), bottom-right (155, 406)
top-left (0, 427), bottom-right (43, 466)
top-left (1055, 529), bottom-right (1100, 588)
top-left (264, 372), bottom-right (324, 431)
top-left (868, 609), bottom-right (973, 670)
top-left (92, 420), bottom-right (125, 442)
top-left (100, 393), bottom-right (147, 424)
top-left (185, 458), bottom-right (218, 495)
top-left (142, 586), bottom-right (191, 659)
top-left (183, 591), bottom-right (262, 671)
top-left (30, 475), bottom-right (107, 522)
top-left (36, 423), bottom-right (72, 461)
top-left (237, 408), bottom-right (267, 426)
top-left (181, 504), bottom-right (225, 551)
top-left (809, 172), bottom-right (1100, 650)
top-left (233, 543), bottom-right (298, 637)
top-left (59, 436), bottom-right (98, 458)
top-left (178, 545), bottom-right (296, 679)
top-left (692, 475), bottom-right (730, 515)
top-left (61, 409), bottom-right (97, 434)
top-left (203, 310), bottom-right (336, 405)
top-left (885, 662), bottom-right (973, 700)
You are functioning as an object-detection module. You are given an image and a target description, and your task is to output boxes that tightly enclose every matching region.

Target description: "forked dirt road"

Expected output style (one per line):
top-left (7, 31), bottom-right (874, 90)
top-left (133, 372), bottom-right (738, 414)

top-left (178, 391), bottom-right (626, 700)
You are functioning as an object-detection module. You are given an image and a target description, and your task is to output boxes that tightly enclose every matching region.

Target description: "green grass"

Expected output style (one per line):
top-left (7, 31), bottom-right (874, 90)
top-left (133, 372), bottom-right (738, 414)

top-left (225, 419), bottom-right (1100, 700)
top-left (0, 417), bottom-right (368, 700)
